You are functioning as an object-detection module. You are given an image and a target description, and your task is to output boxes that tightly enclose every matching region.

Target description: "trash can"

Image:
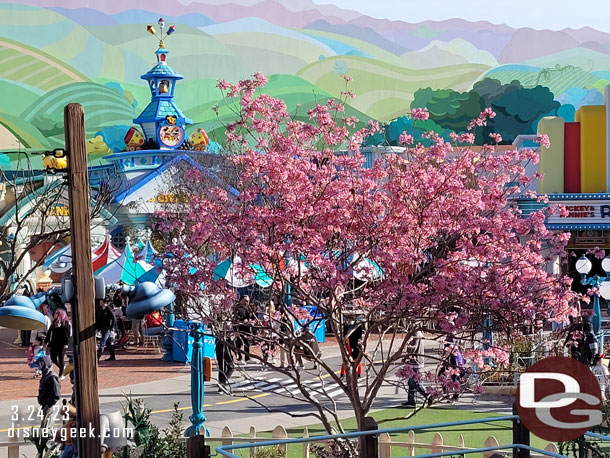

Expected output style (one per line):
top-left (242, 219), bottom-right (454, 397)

top-left (203, 333), bottom-right (215, 359)
top-left (172, 319), bottom-right (193, 363)
top-left (172, 320), bottom-right (215, 362)
top-left (300, 306), bottom-right (326, 343)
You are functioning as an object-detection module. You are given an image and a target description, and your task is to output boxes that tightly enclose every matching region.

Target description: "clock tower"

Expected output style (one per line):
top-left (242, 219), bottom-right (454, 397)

top-left (133, 18), bottom-right (192, 150)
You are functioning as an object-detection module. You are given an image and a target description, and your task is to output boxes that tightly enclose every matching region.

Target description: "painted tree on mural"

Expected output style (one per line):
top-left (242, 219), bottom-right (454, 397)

top-left (389, 78), bottom-right (563, 144)
top-left (155, 74), bottom-right (578, 457)
top-left (411, 88), bottom-right (484, 133)
top-left (471, 78), bottom-right (560, 143)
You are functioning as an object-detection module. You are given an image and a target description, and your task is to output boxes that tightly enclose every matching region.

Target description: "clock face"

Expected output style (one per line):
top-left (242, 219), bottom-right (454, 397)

top-left (158, 124), bottom-right (184, 148)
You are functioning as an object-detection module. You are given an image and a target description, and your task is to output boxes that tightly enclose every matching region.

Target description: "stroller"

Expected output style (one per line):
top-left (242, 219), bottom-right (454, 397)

top-left (27, 342), bottom-right (46, 377)
top-left (294, 330), bottom-right (321, 369)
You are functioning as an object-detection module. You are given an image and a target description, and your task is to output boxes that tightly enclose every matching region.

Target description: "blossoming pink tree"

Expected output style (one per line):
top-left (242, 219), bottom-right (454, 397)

top-left (155, 73), bottom-right (578, 453)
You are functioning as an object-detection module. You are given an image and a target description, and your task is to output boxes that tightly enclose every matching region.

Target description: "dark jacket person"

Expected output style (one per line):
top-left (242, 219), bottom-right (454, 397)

top-left (37, 355), bottom-right (61, 414)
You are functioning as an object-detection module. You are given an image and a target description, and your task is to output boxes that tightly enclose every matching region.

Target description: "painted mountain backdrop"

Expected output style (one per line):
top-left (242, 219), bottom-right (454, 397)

top-left (1, 0), bottom-right (609, 157)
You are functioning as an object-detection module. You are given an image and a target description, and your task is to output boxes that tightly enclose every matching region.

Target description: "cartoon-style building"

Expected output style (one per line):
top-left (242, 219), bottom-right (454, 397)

top-left (89, 20), bottom-right (223, 247)
top-left (515, 84), bottom-right (610, 294)
top-left (0, 20), bottom-right (223, 289)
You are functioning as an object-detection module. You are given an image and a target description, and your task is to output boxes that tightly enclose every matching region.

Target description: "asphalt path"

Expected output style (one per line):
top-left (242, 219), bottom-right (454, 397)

top-left (0, 338), bottom-right (513, 440)
top-left (0, 353), bottom-right (408, 437)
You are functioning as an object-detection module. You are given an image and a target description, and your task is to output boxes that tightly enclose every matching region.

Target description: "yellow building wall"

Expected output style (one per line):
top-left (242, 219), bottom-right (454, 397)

top-left (576, 105), bottom-right (607, 193)
top-left (537, 116), bottom-right (564, 194)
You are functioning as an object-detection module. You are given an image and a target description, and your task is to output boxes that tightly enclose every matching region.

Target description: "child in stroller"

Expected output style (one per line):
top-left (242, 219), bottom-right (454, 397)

top-left (27, 335), bottom-right (46, 377)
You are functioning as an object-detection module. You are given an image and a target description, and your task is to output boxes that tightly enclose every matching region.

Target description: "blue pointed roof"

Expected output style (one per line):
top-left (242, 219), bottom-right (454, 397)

top-left (133, 99), bottom-right (192, 125)
top-left (141, 47), bottom-right (182, 80)
top-left (142, 62), bottom-right (183, 80)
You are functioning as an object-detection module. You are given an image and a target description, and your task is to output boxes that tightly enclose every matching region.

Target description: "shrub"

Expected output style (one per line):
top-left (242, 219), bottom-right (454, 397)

top-left (253, 446), bottom-right (285, 458)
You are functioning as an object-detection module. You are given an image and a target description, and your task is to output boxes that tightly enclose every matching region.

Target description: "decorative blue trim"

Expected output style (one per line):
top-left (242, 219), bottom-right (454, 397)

top-left (547, 224), bottom-right (610, 230)
top-left (516, 193), bottom-right (610, 201)
top-left (103, 149), bottom-right (215, 162)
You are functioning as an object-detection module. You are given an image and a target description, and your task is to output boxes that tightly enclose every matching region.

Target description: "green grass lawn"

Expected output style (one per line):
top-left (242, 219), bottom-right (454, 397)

top-left (206, 405), bottom-right (555, 457)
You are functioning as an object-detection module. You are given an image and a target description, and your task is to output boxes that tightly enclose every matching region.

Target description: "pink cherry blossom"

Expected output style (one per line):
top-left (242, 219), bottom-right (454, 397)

top-left (458, 133), bottom-right (475, 144)
top-left (217, 79), bottom-right (230, 90)
top-left (534, 134), bottom-right (551, 148)
top-left (472, 384), bottom-right (486, 395)
top-left (411, 107), bottom-right (430, 121)
top-left (489, 133), bottom-right (502, 143)
top-left (399, 131), bottom-right (414, 145)
top-left (155, 73), bottom-right (580, 426)
top-left (586, 246), bottom-right (606, 260)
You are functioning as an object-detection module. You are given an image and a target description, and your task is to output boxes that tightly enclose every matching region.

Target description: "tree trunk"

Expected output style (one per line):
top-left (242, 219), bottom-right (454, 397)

top-left (359, 416), bottom-right (379, 458)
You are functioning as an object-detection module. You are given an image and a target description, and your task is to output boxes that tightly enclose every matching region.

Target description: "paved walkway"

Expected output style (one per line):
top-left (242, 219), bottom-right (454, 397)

top-left (0, 327), bottom-right (190, 402)
top-left (0, 327), bottom-right (513, 458)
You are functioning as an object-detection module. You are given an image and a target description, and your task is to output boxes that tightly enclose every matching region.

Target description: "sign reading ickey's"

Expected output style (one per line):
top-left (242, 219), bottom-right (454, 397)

top-left (544, 200), bottom-right (610, 226)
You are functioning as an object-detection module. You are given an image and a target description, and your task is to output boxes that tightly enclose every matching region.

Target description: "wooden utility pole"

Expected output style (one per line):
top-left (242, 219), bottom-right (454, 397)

top-left (65, 103), bottom-right (100, 457)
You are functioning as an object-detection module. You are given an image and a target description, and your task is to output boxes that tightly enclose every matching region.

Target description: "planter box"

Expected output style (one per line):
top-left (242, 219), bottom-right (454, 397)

top-left (483, 385), bottom-right (517, 396)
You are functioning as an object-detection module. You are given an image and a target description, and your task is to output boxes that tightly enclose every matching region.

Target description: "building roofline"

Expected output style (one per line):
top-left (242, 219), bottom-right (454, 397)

top-left (113, 153), bottom-right (239, 203)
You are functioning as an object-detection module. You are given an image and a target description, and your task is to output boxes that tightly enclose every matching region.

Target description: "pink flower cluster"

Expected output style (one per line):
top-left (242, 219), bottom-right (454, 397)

top-left (467, 108), bottom-right (496, 131)
top-left (586, 246), bottom-right (606, 260)
top-left (397, 364), bottom-right (420, 381)
top-left (489, 133), bottom-right (502, 143)
top-left (399, 131), bottom-right (414, 145)
top-left (288, 306), bottom-right (312, 322)
top-left (534, 134), bottom-right (551, 148)
top-left (411, 107), bottom-right (429, 121)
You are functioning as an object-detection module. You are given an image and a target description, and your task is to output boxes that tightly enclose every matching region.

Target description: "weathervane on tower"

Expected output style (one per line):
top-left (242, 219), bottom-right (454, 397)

top-left (146, 17), bottom-right (176, 49)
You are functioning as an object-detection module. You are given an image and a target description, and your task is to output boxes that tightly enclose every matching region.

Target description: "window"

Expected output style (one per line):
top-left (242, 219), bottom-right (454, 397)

top-left (111, 226), bottom-right (125, 249)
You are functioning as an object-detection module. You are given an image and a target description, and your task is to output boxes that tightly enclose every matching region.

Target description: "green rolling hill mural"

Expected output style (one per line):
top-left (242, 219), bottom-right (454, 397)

top-left (0, 0), bottom-right (610, 156)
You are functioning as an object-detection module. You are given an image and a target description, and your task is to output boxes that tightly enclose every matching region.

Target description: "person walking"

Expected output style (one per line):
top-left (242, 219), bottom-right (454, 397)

top-left (234, 296), bottom-right (253, 363)
top-left (261, 301), bottom-right (278, 364)
top-left (30, 302), bottom-right (52, 346)
top-left (96, 299), bottom-right (116, 361)
top-left (277, 313), bottom-right (293, 368)
top-left (592, 354), bottom-right (609, 401)
top-left (132, 317), bottom-right (144, 346)
top-left (215, 328), bottom-right (235, 394)
top-left (45, 308), bottom-right (71, 379)
top-left (402, 332), bottom-right (428, 407)
top-left (564, 315), bottom-right (585, 360)
top-left (340, 317), bottom-right (364, 379)
top-left (36, 355), bottom-right (61, 415)
top-left (438, 342), bottom-right (464, 403)
top-left (580, 320), bottom-right (599, 366)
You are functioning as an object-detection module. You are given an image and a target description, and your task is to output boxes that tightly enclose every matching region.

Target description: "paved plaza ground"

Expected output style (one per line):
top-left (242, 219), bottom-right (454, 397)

top-left (0, 327), bottom-right (191, 402)
top-left (0, 326), bottom-right (345, 402)
top-left (0, 324), bottom-right (516, 458)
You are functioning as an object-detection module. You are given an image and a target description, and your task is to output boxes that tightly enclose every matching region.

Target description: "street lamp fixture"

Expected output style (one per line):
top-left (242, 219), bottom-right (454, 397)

top-left (576, 254), bottom-right (610, 339)
top-left (42, 148), bottom-right (68, 173)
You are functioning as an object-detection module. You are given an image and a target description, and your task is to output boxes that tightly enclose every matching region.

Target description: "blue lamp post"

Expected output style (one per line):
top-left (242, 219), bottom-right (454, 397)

top-left (185, 322), bottom-right (206, 437)
top-left (124, 283), bottom-right (208, 442)
top-left (575, 255), bottom-right (610, 340)
top-left (482, 316), bottom-right (493, 365)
